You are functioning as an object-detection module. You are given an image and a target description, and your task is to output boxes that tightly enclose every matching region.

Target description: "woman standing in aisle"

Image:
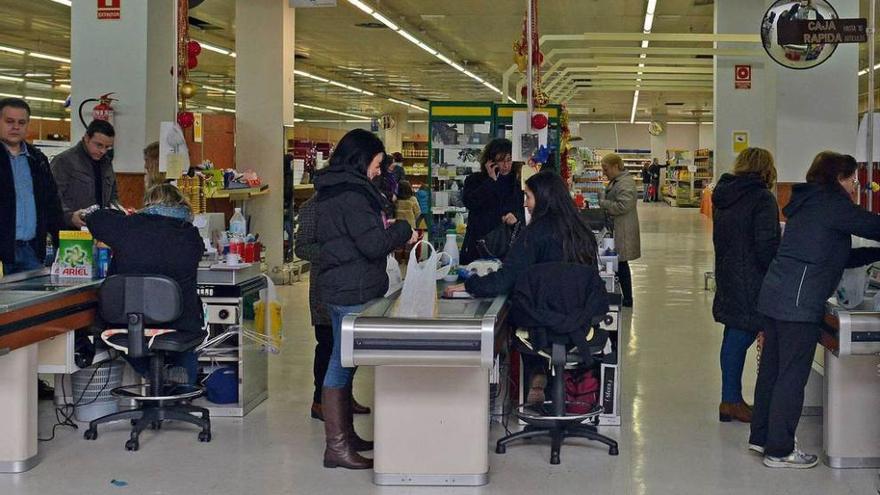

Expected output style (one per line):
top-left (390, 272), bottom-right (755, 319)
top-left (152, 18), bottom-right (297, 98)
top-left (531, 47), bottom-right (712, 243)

top-left (314, 129), bottom-right (417, 470)
top-left (295, 195), bottom-right (371, 423)
top-left (460, 138), bottom-right (524, 264)
top-left (600, 153), bottom-right (640, 307)
top-left (445, 171), bottom-right (598, 402)
top-left (711, 148), bottom-right (780, 424)
top-left (751, 152), bottom-right (880, 469)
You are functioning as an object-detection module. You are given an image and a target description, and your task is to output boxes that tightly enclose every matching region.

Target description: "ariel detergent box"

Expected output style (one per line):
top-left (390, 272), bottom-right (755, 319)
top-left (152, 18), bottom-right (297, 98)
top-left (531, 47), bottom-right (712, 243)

top-left (51, 230), bottom-right (94, 278)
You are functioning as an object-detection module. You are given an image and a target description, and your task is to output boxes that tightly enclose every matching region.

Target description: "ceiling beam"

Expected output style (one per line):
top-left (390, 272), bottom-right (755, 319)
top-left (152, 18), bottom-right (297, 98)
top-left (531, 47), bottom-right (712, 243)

top-left (540, 33), bottom-right (762, 44)
top-left (573, 86), bottom-right (713, 93)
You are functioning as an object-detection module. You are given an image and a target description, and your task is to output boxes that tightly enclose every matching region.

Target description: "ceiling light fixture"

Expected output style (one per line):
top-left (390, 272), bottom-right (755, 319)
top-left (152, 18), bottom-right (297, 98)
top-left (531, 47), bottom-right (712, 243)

top-left (0, 92), bottom-right (23, 98)
top-left (201, 84), bottom-right (236, 95)
top-left (0, 45), bottom-right (25, 55)
top-left (0, 75), bottom-right (24, 83)
top-left (630, 90), bottom-right (640, 124)
top-left (25, 96), bottom-right (66, 104)
top-left (198, 42), bottom-right (233, 57)
top-left (48, 0), bottom-right (72, 6)
top-left (29, 52), bottom-right (71, 63)
top-left (345, 0), bottom-right (512, 101)
top-left (631, 0), bottom-right (659, 123)
top-left (387, 97), bottom-right (427, 112)
top-left (294, 102), bottom-right (368, 119)
top-left (295, 69), bottom-right (375, 96)
top-left (859, 62), bottom-right (880, 76)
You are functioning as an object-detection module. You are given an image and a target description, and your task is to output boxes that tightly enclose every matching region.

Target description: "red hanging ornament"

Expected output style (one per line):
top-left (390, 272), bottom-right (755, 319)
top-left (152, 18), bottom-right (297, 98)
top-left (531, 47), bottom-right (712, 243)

top-left (177, 111), bottom-right (195, 128)
top-left (187, 55), bottom-right (199, 70)
top-left (187, 40), bottom-right (202, 57)
top-left (531, 113), bottom-right (548, 130)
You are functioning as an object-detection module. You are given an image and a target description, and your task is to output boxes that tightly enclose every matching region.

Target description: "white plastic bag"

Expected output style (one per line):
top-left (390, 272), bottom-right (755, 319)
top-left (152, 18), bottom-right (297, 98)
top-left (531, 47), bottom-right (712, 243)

top-left (385, 255), bottom-right (403, 296)
top-left (837, 267), bottom-right (869, 309)
top-left (395, 240), bottom-right (440, 318)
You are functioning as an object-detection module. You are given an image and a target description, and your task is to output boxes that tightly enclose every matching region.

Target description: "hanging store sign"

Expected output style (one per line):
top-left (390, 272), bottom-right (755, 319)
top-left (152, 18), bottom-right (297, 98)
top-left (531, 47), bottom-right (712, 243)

top-left (97, 0), bottom-right (121, 20)
top-left (735, 65), bottom-right (752, 89)
top-left (760, 0), bottom-right (866, 70)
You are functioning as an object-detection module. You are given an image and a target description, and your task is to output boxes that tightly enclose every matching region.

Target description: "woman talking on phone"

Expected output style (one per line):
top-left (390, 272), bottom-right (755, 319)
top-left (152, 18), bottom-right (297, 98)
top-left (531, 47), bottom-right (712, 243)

top-left (460, 138), bottom-right (524, 265)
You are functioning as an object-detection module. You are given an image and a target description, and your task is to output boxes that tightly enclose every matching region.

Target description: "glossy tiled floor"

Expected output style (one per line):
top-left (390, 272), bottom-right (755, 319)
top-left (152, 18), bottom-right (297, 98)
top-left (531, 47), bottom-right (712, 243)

top-left (3, 204), bottom-right (877, 494)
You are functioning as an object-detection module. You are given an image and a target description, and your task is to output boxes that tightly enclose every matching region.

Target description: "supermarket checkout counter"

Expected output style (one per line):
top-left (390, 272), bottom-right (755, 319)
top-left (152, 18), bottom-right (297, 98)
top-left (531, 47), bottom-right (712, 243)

top-left (820, 288), bottom-right (880, 469)
top-left (0, 268), bottom-right (100, 473)
top-left (341, 285), bottom-right (506, 486)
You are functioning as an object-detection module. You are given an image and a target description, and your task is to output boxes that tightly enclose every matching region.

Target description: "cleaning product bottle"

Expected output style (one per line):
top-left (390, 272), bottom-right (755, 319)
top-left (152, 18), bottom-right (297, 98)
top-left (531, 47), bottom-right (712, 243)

top-left (444, 229), bottom-right (460, 269)
top-left (230, 208), bottom-right (247, 236)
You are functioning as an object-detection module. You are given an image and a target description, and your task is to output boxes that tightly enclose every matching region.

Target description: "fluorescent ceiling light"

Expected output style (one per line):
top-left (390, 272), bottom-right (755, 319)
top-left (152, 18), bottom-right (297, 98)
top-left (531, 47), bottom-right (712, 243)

top-left (31, 116), bottom-right (65, 121)
top-left (25, 96), bottom-right (66, 104)
top-left (25, 73), bottom-right (51, 78)
top-left (409, 120), bottom-right (427, 123)
top-left (294, 102), bottom-right (368, 119)
top-left (630, 90), bottom-right (640, 124)
top-left (295, 69), bottom-right (375, 97)
top-left (0, 45), bottom-right (25, 55)
top-left (387, 97), bottom-right (427, 112)
top-left (294, 70), bottom-right (328, 83)
top-left (48, 0), bottom-right (72, 6)
top-left (346, 0), bottom-right (374, 15)
top-left (0, 92), bottom-right (23, 98)
top-left (56, 83), bottom-right (71, 90)
top-left (30, 52), bottom-right (70, 63)
top-left (201, 84), bottom-right (235, 95)
top-left (199, 42), bottom-right (232, 56)
top-left (859, 62), bottom-right (880, 76)
top-left (0, 75), bottom-right (24, 82)
top-left (371, 12), bottom-right (399, 31)
top-left (643, 13), bottom-right (654, 32)
top-left (646, 0), bottom-right (658, 15)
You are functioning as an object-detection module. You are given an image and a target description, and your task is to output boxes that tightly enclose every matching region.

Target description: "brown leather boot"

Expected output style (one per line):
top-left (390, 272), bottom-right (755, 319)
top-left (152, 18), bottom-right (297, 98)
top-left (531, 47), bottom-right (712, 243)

top-left (310, 402), bottom-right (323, 421)
top-left (351, 396), bottom-right (371, 415)
top-left (347, 388), bottom-right (373, 451)
top-left (526, 374), bottom-right (547, 404)
top-left (322, 387), bottom-right (373, 469)
top-left (719, 401), bottom-right (753, 423)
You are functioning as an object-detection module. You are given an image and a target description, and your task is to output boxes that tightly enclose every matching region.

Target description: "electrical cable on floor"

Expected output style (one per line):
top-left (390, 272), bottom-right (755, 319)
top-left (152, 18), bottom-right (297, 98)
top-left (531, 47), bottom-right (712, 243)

top-left (38, 355), bottom-right (117, 442)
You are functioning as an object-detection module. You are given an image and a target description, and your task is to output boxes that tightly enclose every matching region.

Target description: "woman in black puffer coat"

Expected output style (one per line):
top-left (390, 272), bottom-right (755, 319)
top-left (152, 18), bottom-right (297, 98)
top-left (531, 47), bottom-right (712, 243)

top-left (711, 148), bottom-right (780, 424)
top-left (314, 129), bottom-right (416, 470)
top-left (750, 152), bottom-right (880, 469)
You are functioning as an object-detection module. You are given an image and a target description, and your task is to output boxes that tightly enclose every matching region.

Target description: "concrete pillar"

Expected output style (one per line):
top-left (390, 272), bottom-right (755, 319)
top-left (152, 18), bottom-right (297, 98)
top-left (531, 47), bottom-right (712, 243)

top-left (382, 111), bottom-right (409, 153)
top-left (714, 0), bottom-right (858, 182)
top-left (71, 0), bottom-right (177, 173)
top-left (650, 123), bottom-right (667, 161)
top-left (714, 0), bottom-right (775, 174)
top-left (236, 0), bottom-right (295, 271)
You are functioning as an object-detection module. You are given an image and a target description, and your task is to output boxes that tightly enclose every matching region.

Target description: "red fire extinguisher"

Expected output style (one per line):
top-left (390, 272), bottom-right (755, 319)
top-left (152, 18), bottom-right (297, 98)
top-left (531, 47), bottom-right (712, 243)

top-left (78, 92), bottom-right (116, 128)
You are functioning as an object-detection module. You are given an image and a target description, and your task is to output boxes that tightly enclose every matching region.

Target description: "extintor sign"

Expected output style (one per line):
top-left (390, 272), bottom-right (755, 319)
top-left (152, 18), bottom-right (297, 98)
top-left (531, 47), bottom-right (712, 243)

top-left (97, 0), bottom-right (121, 20)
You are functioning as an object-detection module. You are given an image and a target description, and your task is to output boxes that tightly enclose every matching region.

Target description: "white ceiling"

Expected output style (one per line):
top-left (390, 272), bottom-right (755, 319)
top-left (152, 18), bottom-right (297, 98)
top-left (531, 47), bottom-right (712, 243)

top-left (0, 0), bottom-right (878, 122)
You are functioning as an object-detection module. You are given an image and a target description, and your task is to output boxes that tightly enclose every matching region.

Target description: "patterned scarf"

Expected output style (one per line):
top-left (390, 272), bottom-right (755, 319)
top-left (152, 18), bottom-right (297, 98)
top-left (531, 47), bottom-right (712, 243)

top-left (140, 204), bottom-right (193, 223)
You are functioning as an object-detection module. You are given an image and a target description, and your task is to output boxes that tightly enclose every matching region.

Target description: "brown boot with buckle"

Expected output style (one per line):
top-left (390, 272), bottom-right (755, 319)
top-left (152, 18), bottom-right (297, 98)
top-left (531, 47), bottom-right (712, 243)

top-left (719, 401), bottom-right (753, 423)
top-left (310, 402), bottom-right (323, 421)
top-left (351, 396), bottom-right (371, 415)
top-left (322, 387), bottom-right (373, 469)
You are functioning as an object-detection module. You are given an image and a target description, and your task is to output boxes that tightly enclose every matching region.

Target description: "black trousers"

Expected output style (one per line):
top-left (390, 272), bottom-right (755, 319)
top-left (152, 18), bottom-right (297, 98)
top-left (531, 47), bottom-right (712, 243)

top-left (618, 261), bottom-right (633, 303)
top-left (313, 324), bottom-right (333, 404)
top-left (749, 318), bottom-right (819, 458)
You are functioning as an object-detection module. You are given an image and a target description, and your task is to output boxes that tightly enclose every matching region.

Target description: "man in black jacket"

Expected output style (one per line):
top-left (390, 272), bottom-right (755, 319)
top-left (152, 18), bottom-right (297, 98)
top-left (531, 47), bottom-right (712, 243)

top-left (0, 98), bottom-right (64, 275)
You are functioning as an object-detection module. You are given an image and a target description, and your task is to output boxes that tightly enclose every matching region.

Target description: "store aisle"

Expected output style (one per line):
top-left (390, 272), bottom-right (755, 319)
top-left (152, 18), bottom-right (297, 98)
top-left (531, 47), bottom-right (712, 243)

top-left (4, 204), bottom-right (876, 495)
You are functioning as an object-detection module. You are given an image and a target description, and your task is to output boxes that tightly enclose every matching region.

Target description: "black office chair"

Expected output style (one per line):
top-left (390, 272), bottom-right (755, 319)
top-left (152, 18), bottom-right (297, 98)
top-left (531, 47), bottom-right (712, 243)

top-left (496, 323), bottom-right (619, 464)
top-left (83, 275), bottom-right (211, 451)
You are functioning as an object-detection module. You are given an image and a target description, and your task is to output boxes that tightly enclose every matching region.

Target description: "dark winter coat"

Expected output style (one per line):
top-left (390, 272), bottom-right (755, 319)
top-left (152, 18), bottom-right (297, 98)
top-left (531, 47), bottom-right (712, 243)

top-left (757, 183), bottom-right (880, 323)
top-left (712, 173), bottom-right (780, 332)
top-left (51, 141), bottom-right (118, 227)
top-left (315, 168), bottom-right (412, 306)
top-left (294, 196), bottom-right (330, 326)
top-left (461, 172), bottom-right (524, 264)
top-left (465, 217), bottom-right (564, 297)
top-left (86, 209), bottom-right (205, 333)
top-left (0, 143), bottom-right (64, 266)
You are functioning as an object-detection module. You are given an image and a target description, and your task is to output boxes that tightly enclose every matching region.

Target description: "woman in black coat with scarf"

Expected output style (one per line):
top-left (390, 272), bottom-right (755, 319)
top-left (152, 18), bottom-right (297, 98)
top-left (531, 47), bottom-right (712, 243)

top-left (711, 148), bottom-right (780, 424)
top-left (460, 138), bottom-right (524, 264)
top-left (314, 129), bottom-right (417, 470)
top-left (750, 151), bottom-right (880, 469)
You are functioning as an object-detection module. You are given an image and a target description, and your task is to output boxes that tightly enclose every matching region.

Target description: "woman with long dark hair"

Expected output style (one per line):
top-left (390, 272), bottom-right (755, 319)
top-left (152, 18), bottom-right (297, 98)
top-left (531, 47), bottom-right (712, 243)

top-left (445, 171), bottom-right (597, 402)
top-left (751, 151), bottom-right (880, 469)
top-left (314, 129), bottom-right (417, 470)
top-left (460, 138), bottom-right (524, 264)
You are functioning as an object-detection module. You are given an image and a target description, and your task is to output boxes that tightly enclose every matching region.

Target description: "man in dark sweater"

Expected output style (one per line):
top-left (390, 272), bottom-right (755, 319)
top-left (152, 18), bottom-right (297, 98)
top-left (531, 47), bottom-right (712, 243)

top-left (0, 98), bottom-right (64, 274)
top-left (51, 119), bottom-right (118, 228)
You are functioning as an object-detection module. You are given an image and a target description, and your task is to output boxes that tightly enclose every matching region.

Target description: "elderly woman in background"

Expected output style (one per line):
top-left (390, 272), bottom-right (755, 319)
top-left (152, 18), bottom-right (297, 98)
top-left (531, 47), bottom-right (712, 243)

top-left (600, 153), bottom-right (640, 307)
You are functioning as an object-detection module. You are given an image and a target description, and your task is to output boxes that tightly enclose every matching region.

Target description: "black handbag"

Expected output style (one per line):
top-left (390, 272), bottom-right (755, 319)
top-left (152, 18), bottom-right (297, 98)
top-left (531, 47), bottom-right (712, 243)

top-left (476, 222), bottom-right (522, 259)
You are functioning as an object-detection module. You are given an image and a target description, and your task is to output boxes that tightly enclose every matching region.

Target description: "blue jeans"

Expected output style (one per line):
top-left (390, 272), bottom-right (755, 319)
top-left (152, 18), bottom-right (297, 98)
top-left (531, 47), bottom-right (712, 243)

top-left (6, 242), bottom-right (43, 274)
top-left (643, 184), bottom-right (651, 201)
top-left (720, 326), bottom-right (758, 403)
top-left (323, 304), bottom-right (365, 389)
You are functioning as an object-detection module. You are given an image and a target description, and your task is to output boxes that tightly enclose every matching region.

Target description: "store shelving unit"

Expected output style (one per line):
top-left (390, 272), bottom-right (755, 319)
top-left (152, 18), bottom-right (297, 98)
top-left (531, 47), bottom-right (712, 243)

top-left (572, 148), bottom-right (650, 200)
top-left (664, 149), bottom-right (713, 207)
top-left (428, 101), bottom-right (495, 245)
top-left (401, 134), bottom-right (429, 187)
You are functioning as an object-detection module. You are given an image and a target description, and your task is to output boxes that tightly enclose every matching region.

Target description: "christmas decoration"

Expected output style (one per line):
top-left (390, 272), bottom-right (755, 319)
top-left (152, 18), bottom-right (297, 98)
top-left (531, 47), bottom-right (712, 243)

top-left (187, 40), bottom-right (202, 57)
top-left (187, 55), bottom-right (198, 70)
top-left (180, 81), bottom-right (197, 99)
top-left (177, 111), bottom-right (195, 128)
top-left (531, 113), bottom-right (548, 130)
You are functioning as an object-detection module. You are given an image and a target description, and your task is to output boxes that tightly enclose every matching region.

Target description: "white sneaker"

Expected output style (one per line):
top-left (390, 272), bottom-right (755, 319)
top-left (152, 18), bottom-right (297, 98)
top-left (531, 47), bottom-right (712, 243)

top-left (763, 447), bottom-right (819, 469)
top-left (748, 444), bottom-right (764, 455)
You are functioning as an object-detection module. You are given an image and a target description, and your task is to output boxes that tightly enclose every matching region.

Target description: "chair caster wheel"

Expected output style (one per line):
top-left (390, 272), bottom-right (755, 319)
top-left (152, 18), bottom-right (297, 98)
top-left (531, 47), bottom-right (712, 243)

top-left (495, 445), bottom-right (506, 454)
top-left (83, 429), bottom-right (98, 440)
top-left (609, 446), bottom-right (619, 456)
top-left (125, 439), bottom-right (139, 451)
top-left (198, 431), bottom-right (212, 443)
top-left (550, 454), bottom-right (560, 465)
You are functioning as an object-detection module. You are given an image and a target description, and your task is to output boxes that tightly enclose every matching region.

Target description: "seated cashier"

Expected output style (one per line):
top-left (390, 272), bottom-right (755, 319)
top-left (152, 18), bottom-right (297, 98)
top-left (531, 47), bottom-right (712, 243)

top-left (85, 184), bottom-right (205, 384)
